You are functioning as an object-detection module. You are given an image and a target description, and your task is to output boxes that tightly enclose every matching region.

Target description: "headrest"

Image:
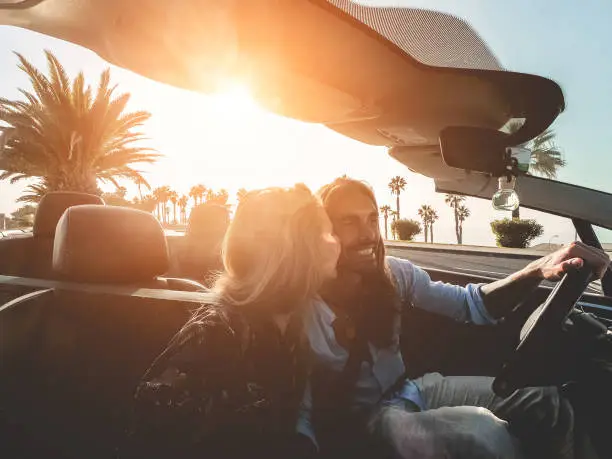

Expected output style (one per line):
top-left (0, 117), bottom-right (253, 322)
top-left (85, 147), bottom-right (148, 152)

top-left (186, 203), bottom-right (230, 239)
top-left (53, 206), bottom-right (169, 283)
top-left (33, 192), bottom-right (104, 237)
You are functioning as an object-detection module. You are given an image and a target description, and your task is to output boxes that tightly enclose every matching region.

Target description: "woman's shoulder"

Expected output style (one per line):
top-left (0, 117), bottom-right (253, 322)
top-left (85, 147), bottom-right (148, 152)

top-left (143, 304), bottom-right (246, 382)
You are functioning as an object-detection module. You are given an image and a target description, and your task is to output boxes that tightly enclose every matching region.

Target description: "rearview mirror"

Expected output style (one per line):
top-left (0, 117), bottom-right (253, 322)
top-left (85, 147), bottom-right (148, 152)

top-left (439, 127), bottom-right (510, 176)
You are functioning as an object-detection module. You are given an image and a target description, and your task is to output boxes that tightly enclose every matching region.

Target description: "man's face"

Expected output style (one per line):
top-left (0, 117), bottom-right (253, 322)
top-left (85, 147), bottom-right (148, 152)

top-left (325, 188), bottom-right (381, 274)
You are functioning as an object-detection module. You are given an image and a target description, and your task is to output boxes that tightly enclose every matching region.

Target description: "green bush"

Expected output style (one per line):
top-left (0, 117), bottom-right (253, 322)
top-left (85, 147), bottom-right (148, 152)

top-left (490, 218), bottom-right (544, 248)
top-left (391, 219), bottom-right (422, 241)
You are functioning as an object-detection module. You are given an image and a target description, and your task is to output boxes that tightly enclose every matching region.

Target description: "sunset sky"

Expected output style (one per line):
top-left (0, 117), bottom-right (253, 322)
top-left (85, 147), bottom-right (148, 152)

top-left (1, 0), bottom-right (611, 246)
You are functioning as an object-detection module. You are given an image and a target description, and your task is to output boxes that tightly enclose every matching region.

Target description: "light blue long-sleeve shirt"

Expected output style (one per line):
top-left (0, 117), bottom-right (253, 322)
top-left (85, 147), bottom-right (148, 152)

top-left (296, 256), bottom-right (498, 444)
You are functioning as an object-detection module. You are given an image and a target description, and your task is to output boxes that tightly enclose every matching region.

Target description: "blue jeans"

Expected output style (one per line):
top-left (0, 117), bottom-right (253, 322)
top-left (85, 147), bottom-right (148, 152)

top-left (368, 373), bottom-right (573, 459)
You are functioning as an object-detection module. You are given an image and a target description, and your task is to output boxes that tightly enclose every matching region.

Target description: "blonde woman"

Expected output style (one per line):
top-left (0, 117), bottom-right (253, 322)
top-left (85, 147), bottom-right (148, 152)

top-left (121, 184), bottom-right (340, 459)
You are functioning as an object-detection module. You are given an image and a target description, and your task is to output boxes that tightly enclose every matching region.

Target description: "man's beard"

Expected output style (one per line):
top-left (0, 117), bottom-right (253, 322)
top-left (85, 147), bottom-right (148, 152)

top-left (338, 241), bottom-right (381, 275)
top-left (329, 258), bottom-right (400, 349)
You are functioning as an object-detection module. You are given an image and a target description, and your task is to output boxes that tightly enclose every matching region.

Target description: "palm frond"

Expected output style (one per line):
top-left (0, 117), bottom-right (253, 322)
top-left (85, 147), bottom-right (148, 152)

top-left (45, 50), bottom-right (71, 106)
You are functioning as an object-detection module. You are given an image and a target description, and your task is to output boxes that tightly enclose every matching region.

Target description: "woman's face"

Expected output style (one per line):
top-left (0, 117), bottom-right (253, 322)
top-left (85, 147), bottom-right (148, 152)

top-left (318, 212), bottom-right (341, 281)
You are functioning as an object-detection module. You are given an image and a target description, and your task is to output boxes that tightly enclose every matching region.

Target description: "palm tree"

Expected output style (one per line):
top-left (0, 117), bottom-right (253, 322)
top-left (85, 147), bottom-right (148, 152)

top-left (196, 184), bottom-right (207, 205)
top-left (134, 175), bottom-right (150, 201)
top-left (379, 205), bottom-right (392, 240)
top-left (457, 205), bottom-right (471, 245)
top-left (16, 182), bottom-right (50, 204)
top-left (505, 120), bottom-right (565, 219)
top-left (388, 176), bottom-right (407, 218)
top-left (418, 205), bottom-right (430, 243)
top-left (236, 188), bottom-right (249, 203)
top-left (178, 195), bottom-right (189, 224)
top-left (152, 187), bottom-right (165, 221)
top-left (189, 185), bottom-right (200, 206)
top-left (0, 51), bottom-right (158, 202)
top-left (445, 194), bottom-right (466, 244)
top-left (135, 194), bottom-right (157, 213)
top-left (168, 190), bottom-right (178, 225)
top-left (417, 205), bottom-right (439, 243)
top-left (428, 208), bottom-right (439, 243)
top-left (151, 187), bottom-right (161, 220)
top-left (153, 186), bottom-right (171, 224)
top-left (208, 189), bottom-right (229, 206)
top-left (189, 184), bottom-right (207, 206)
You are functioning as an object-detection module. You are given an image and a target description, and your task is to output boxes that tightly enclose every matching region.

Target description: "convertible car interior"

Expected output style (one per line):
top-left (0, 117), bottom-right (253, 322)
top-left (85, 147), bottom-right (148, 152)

top-left (0, 1), bottom-right (611, 459)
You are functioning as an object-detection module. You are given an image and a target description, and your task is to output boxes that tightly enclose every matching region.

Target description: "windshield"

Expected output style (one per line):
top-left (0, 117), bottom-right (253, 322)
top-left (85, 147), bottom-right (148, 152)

top-left (0, 0), bottom-right (610, 249)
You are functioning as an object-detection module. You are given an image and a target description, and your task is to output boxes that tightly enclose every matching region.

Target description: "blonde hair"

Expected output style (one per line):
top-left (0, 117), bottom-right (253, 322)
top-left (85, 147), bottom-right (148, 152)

top-left (213, 184), bottom-right (329, 309)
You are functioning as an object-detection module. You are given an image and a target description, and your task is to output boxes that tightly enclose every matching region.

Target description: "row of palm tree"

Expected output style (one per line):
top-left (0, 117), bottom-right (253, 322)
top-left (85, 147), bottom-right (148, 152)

top-left (382, 184), bottom-right (472, 243)
top-left (144, 185), bottom-right (231, 225)
top-left (417, 205), bottom-right (438, 243)
top-left (444, 194), bottom-right (471, 244)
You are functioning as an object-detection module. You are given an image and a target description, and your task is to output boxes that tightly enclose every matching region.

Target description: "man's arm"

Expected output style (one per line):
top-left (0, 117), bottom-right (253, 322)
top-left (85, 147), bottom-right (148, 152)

top-left (389, 242), bottom-right (610, 325)
top-left (389, 257), bottom-right (497, 325)
top-left (481, 242), bottom-right (610, 320)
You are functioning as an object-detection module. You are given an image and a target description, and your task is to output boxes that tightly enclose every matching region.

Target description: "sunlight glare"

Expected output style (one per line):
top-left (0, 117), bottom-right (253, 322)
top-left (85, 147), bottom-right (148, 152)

top-left (209, 81), bottom-right (261, 117)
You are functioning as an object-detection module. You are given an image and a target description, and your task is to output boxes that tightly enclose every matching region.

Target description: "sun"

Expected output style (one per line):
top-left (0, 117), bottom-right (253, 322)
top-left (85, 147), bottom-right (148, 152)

top-left (209, 81), bottom-right (261, 117)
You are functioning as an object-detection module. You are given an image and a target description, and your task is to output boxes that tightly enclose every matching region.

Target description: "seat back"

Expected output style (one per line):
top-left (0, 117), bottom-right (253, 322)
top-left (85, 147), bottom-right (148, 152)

top-left (0, 192), bottom-right (103, 280)
top-left (0, 288), bottom-right (193, 459)
top-left (0, 205), bottom-right (209, 458)
top-left (167, 203), bottom-right (229, 285)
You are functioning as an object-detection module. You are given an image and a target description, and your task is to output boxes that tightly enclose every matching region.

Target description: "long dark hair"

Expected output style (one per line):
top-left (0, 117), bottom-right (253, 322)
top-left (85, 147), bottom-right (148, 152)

top-left (318, 177), bottom-right (401, 349)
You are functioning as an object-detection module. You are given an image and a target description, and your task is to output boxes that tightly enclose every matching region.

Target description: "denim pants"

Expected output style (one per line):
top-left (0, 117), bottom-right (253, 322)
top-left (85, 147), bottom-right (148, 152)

top-left (368, 373), bottom-right (574, 459)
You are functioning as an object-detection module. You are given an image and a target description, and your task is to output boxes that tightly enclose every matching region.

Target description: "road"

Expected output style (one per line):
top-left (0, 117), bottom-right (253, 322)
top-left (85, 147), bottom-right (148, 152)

top-left (386, 245), bottom-right (603, 294)
top-left (386, 246), bottom-right (532, 279)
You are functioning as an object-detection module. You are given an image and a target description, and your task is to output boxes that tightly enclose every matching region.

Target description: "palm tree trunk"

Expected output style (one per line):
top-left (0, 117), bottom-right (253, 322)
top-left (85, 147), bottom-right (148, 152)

top-left (173, 204), bottom-right (177, 225)
top-left (383, 215), bottom-right (388, 240)
top-left (424, 224), bottom-right (428, 243)
top-left (396, 194), bottom-right (400, 218)
top-left (430, 223), bottom-right (434, 243)
top-left (454, 209), bottom-right (460, 244)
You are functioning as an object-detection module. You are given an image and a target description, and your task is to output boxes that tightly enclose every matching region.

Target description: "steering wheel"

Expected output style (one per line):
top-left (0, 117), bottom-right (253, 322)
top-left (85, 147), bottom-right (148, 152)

top-left (493, 264), bottom-right (594, 398)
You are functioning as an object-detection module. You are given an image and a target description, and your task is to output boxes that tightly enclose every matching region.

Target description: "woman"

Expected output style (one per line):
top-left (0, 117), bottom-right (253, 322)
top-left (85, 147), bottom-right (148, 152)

top-left (120, 184), bottom-right (340, 458)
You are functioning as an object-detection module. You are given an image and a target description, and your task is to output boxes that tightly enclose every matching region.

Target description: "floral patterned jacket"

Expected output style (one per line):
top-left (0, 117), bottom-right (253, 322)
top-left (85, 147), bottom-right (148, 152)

top-left (119, 305), bottom-right (314, 459)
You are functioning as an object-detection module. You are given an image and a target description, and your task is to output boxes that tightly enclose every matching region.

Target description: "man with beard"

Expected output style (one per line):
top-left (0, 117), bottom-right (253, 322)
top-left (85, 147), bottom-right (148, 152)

top-left (298, 177), bottom-right (610, 459)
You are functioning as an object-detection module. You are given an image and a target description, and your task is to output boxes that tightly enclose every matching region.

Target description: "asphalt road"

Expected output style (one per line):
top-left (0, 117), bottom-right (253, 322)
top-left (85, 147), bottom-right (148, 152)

top-left (386, 246), bottom-right (532, 279)
top-left (386, 245), bottom-right (603, 294)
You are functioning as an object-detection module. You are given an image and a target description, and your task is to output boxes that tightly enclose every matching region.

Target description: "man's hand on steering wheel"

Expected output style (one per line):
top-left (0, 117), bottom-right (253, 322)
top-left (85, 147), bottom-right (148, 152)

top-left (481, 242), bottom-right (610, 321)
top-left (493, 243), bottom-right (610, 397)
top-left (523, 241), bottom-right (610, 282)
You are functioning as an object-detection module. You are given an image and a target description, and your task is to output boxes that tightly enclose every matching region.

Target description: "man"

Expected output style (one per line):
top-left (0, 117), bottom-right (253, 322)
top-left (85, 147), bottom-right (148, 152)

top-left (301, 177), bottom-right (610, 459)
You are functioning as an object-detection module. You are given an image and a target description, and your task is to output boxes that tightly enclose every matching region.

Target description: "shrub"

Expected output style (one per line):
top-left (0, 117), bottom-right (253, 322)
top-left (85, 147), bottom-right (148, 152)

top-left (391, 219), bottom-right (422, 241)
top-left (490, 218), bottom-right (544, 248)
